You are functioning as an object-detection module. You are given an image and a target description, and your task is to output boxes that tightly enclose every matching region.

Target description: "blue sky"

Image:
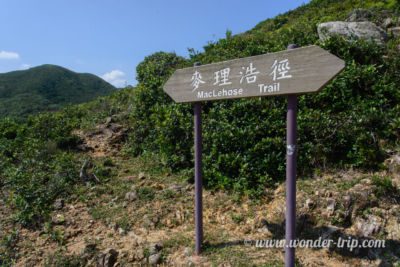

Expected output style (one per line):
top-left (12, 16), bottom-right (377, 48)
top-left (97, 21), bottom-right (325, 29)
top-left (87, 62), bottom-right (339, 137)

top-left (0, 0), bottom-right (310, 87)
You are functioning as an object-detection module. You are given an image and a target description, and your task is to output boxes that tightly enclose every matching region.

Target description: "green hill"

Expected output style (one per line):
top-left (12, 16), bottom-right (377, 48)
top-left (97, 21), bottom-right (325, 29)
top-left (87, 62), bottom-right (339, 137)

top-left (0, 64), bottom-right (116, 118)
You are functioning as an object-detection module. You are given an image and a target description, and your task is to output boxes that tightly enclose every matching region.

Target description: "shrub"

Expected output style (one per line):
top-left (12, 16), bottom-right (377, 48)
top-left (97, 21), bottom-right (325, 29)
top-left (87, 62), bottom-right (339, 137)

top-left (372, 175), bottom-right (398, 197)
top-left (127, 35), bottom-right (400, 196)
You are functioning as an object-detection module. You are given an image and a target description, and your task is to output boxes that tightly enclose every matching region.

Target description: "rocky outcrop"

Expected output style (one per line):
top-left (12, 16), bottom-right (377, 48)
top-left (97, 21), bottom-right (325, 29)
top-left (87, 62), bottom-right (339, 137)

top-left (96, 248), bottom-right (118, 267)
top-left (346, 9), bottom-right (373, 22)
top-left (388, 27), bottom-right (400, 38)
top-left (354, 215), bottom-right (383, 237)
top-left (318, 21), bottom-right (388, 45)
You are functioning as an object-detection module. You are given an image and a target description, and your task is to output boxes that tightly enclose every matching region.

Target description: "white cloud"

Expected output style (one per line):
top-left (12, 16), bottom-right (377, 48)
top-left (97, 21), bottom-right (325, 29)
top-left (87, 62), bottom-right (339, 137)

top-left (0, 50), bottom-right (20, 60)
top-left (101, 69), bottom-right (127, 88)
top-left (20, 63), bottom-right (31, 70)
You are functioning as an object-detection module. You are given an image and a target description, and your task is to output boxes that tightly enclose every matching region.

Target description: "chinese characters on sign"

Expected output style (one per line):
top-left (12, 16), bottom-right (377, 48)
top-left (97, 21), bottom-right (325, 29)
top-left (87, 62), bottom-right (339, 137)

top-left (191, 70), bottom-right (205, 92)
top-left (164, 45), bottom-right (346, 103)
top-left (213, 68), bottom-right (232, 86)
top-left (270, 59), bottom-right (292, 81)
top-left (240, 63), bottom-right (260, 84)
top-left (190, 59), bottom-right (293, 98)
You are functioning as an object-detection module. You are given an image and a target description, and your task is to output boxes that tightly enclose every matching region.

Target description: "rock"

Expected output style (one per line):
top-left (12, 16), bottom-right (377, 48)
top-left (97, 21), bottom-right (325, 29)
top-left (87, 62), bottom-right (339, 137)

top-left (318, 21), bottom-right (387, 45)
top-left (361, 178), bottom-right (372, 185)
top-left (105, 117), bottom-right (113, 126)
top-left (343, 195), bottom-right (352, 210)
top-left (82, 243), bottom-right (98, 259)
top-left (386, 217), bottom-right (400, 240)
top-left (125, 191), bottom-right (137, 202)
top-left (142, 215), bottom-right (155, 229)
top-left (320, 225), bottom-right (340, 239)
top-left (254, 217), bottom-right (268, 229)
top-left (305, 198), bottom-right (315, 209)
top-left (148, 252), bottom-right (162, 265)
top-left (148, 242), bottom-right (163, 255)
top-left (168, 184), bottom-right (184, 193)
top-left (346, 9), bottom-right (372, 22)
top-left (109, 222), bottom-right (119, 231)
top-left (123, 176), bottom-right (136, 182)
top-left (326, 198), bottom-right (336, 215)
top-left (97, 248), bottom-right (119, 267)
top-left (133, 248), bottom-right (145, 261)
top-left (53, 199), bottom-right (64, 210)
top-left (52, 214), bottom-right (65, 225)
top-left (257, 225), bottom-right (273, 236)
top-left (175, 210), bottom-right (184, 224)
top-left (388, 27), bottom-right (400, 38)
top-left (253, 217), bottom-right (274, 235)
top-left (350, 190), bottom-right (376, 220)
top-left (385, 153), bottom-right (400, 175)
top-left (138, 172), bottom-right (146, 180)
top-left (118, 227), bottom-right (126, 235)
top-left (145, 243), bottom-right (163, 265)
top-left (76, 143), bottom-right (93, 152)
top-left (184, 247), bottom-right (192, 257)
top-left (355, 215), bottom-right (383, 237)
top-left (382, 17), bottom-right (395, 29)
top-left (80, 159), bottom-right (100, 183)
top-left (393, 176), bottom-right (400, 191)
top-left (108, 123), bottom-right (123, 132)
top-left (153, 184), bottom-right (164, 191)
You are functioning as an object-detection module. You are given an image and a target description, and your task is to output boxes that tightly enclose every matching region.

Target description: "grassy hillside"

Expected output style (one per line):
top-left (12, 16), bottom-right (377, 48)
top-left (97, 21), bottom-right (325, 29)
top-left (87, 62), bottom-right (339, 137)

top-left (1, 0), bottom-right (400, 265)
top-left (129, 0), bottom-right (400, 193)
top-left (0, 64), bottom-right (116, 118)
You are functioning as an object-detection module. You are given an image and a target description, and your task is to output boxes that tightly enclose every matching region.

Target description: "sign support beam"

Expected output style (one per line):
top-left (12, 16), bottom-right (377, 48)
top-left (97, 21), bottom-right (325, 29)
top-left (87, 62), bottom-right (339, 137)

top-left (285, 44), bottom-right (298, 267)
top-left (285, 94), bottom-right (297, 267)
top-left (193, 63), bottom-right (203, 256)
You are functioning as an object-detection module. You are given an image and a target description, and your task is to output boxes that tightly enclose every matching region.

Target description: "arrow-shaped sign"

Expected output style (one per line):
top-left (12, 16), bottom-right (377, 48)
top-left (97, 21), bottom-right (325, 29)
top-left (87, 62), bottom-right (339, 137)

top-left (164, 45), bottom-right (345, 103)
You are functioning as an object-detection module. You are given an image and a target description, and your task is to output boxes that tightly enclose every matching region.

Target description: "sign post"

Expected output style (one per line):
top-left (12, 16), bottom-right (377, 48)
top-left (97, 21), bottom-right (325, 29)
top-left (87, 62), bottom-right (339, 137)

top-left (163, 45), bottom-right (345, 263)
top-left (285, 44), bottom-right (298, 267)
top-left (193, 62), bottom-right (204, 255)
top-left (194, 101), bottom-right (203, 255)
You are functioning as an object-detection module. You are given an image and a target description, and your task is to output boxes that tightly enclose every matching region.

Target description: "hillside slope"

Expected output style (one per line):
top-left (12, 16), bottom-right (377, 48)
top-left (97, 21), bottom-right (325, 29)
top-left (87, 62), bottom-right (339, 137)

top-left (0, 65), bottom-right (116, 118)
top-left (0, 0), bottom-right (400, 266)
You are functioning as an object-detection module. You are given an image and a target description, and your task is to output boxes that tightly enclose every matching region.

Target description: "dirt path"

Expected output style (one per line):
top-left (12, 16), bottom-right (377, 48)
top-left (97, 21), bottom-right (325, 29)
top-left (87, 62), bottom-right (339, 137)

top-left (74, 117), bottom-right (127, 158)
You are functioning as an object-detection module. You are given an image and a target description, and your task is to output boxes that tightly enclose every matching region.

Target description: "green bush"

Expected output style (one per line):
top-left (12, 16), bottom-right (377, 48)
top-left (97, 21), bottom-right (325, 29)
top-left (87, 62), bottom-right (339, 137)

top-left (372, 175), bottom-right (398, 197)
top-left (137, 186), bottom-right (156, 201)
top-left (128, 52), bottom-right (189, 157)
top-left (0, 112), bottom-right (81, 227)
top-left (6, 152), bottom-right (78, 227)
top-left (127, 36), bottom-right (400, 196)
top-left (0, 230), bottom-right (19, 266)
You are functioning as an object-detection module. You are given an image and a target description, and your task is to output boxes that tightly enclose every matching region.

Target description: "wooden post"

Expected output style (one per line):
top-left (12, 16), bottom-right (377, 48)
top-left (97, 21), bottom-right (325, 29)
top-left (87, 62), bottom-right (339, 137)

top-left (193, 63), bottom-right (203, 255)
top-left (285, 44), bottom-right (299, 267)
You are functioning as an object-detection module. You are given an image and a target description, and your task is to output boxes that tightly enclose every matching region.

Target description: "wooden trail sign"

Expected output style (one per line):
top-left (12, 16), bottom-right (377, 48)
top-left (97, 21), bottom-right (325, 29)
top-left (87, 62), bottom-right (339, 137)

top-left (163, 45), bottom-right (345, 103)
top-left (163, 44), bottom-right (345, 266)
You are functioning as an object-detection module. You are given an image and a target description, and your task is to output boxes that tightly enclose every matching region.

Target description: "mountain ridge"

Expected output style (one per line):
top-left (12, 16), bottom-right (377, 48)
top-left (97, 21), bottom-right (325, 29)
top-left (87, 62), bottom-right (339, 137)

top-left (0, 64), bottom-right (116, 118)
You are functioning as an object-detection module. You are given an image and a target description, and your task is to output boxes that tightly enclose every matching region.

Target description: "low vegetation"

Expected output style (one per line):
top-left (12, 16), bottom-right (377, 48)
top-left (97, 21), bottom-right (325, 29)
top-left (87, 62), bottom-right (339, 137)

top-left (0, 0), bottom-right (400, 265)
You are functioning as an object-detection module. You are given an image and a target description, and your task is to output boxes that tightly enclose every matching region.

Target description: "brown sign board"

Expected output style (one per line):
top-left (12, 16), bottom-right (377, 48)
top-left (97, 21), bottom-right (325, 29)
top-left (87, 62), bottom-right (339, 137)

top-left (163, 45), bottom-right (345, 103)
